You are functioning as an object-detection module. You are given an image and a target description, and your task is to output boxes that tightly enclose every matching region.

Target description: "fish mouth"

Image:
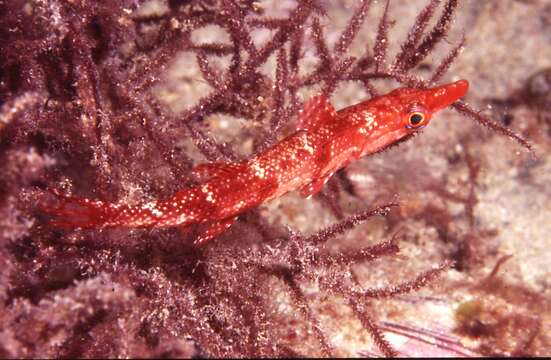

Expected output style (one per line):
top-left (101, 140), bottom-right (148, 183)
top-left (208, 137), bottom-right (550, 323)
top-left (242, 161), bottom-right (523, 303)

top-left (425, 80), bottom-right (469, 112)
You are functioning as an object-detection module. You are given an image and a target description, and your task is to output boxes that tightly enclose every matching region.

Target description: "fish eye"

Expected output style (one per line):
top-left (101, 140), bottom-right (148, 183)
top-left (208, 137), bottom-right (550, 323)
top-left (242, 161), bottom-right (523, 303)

top-left (404, 104), bottom-right (430, 129)
top-left (409, 112), bottom-right (425, 127)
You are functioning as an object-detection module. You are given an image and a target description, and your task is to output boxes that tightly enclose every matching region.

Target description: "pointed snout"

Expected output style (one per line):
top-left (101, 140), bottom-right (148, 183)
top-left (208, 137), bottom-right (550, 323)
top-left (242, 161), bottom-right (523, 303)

top-left (425, 79), bottom-right (469, 112)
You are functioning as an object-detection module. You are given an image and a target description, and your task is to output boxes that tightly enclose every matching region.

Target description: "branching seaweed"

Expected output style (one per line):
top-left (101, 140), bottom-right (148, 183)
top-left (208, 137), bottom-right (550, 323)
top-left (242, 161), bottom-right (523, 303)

top-left (0, 0), bottom-right (542, 357)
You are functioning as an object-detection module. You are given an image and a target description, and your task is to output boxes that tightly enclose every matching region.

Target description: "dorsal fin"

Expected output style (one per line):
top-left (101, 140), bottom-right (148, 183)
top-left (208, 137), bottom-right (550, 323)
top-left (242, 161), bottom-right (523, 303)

top-left (297, 94), bottom-right (337, 131)
top-left (192, 162), bottom-right (244, 182)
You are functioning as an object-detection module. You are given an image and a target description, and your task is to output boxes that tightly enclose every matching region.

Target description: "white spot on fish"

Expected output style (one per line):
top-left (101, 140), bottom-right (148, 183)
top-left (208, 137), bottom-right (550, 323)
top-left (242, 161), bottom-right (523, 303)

top-left (250, 160), bottom-right (266, 179)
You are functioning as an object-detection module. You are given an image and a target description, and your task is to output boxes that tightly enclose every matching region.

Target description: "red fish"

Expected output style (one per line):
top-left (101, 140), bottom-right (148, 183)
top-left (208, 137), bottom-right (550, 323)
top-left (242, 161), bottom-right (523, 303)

top-left (41, 80), bottom-right (469, 245)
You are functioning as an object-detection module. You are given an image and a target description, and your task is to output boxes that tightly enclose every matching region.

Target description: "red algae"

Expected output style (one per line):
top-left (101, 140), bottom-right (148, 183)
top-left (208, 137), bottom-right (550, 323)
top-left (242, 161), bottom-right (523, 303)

top-left (0, 0), bottom-right (549, 357)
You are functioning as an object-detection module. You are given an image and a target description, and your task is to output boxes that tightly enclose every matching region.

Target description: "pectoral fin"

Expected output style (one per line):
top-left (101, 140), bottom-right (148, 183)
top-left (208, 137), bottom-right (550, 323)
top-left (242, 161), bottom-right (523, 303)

top-left (299, 173), bottom-right (333, 198)
top-left (299, 140), bottom-right (334, 198)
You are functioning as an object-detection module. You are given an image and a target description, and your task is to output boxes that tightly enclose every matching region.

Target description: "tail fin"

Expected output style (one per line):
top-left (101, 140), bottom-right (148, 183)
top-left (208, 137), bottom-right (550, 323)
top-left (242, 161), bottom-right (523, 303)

top-left (40, 190), bottom-right (113, 229)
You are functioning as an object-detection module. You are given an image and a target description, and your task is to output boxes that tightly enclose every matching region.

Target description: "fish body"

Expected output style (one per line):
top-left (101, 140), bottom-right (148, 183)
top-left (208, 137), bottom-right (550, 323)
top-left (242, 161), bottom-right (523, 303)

top-left (42, 80), bottom-right (469, 245)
